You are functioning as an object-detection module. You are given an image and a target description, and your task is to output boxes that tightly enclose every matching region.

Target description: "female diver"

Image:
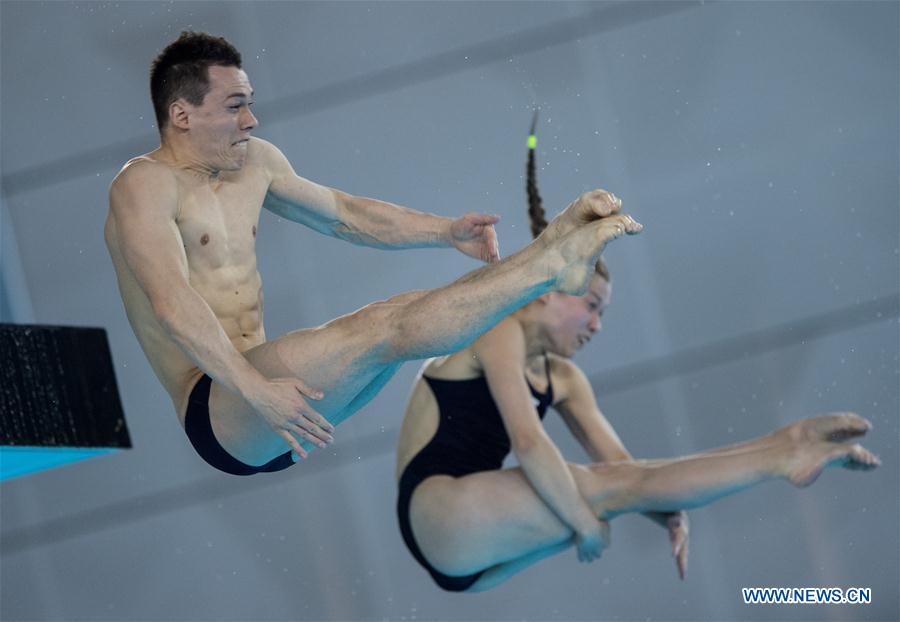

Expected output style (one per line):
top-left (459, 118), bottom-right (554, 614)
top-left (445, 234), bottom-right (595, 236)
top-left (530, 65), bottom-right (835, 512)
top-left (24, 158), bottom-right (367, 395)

top-left (393, 121), bottom-right (879, 592)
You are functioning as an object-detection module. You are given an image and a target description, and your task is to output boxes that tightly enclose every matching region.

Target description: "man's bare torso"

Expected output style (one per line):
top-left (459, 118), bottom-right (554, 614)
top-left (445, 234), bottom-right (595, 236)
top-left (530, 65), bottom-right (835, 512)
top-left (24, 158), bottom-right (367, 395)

top-left (105, 140), bottom-right (271, 421)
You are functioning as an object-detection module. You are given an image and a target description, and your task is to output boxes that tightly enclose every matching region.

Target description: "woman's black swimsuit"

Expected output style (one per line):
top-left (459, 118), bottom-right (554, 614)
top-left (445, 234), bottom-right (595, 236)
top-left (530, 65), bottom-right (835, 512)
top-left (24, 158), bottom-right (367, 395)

top-left (396, 357), bottom-right (553, 591)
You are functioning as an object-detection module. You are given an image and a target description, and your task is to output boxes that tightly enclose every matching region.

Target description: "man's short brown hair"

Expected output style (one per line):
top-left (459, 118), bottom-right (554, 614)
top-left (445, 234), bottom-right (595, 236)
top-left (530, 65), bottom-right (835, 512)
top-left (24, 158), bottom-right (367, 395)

top-left (149, 31), bottom-right (242, 132)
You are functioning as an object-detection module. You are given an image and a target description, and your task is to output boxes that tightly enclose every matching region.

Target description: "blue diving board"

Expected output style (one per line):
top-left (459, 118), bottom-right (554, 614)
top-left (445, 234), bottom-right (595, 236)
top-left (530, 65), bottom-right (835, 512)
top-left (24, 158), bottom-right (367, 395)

top-left (0, 324), bottom-right (131, 481)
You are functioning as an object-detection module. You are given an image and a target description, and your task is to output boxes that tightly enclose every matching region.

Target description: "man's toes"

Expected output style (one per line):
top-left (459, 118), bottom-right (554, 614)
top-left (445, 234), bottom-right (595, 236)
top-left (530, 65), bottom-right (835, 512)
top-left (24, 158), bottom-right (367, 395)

top-left (608, 214), bottom-right (640, 235)
top-left (842, 412), bottom-right (872, 433)
top-left (824, 413), bottom-right (871, 442)
top-left (830, 443), bottom-right (880, 471)
top-left (624, 215), bottom-right (643, 234)
top-left (585, 190), bottom-right (621, 218)
top-left (845, 444), bottom-right (880, 470)
top-left (603, 192), bottom-right (622, 215)
top-left (598, 219), bottom-right (626, 241)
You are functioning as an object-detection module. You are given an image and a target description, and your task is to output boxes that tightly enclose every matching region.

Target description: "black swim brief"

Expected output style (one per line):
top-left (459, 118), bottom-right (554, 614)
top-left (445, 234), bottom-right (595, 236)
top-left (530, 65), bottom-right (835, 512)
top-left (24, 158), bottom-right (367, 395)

top-left (184, 374), bottom-right (294, 476)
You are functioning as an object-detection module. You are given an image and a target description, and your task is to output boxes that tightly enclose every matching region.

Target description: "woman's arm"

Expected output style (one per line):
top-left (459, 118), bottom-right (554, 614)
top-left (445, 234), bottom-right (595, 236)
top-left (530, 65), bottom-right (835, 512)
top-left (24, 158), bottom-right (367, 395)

top-left (551, 359), bottom-right (632, 462)
top-left (473, 320), bottom-right (608, 563)
top-left (552, 357), bottom-right (689, 578)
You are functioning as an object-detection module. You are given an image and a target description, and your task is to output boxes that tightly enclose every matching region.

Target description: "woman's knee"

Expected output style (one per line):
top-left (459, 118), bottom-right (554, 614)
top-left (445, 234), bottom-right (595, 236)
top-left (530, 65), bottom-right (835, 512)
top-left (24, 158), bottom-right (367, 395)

top-left (585, 461), bottom-right (646, 515)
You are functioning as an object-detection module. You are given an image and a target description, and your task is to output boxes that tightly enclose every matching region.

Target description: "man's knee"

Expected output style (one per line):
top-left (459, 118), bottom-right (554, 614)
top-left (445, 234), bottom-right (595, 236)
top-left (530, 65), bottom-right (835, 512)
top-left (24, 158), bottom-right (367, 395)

top-left (358, 297), bottom-right (435, 361)
top-left (338, 301), bottom-right (405, 362)
top-left (349, 291), bottom-right (449, 361)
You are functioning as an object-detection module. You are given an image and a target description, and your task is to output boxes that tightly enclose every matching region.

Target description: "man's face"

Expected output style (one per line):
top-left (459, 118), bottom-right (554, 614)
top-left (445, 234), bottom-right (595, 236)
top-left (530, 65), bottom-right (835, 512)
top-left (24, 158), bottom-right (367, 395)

top-left (545, 275), bottom-right (611, 358)
top-left (185, 64), bottom-right (257, 170)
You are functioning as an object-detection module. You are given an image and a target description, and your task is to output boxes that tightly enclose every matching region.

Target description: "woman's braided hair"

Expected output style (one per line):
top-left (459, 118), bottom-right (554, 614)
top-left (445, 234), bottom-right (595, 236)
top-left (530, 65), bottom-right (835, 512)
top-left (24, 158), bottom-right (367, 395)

top-left (526, 111), bottom-right (609, 281)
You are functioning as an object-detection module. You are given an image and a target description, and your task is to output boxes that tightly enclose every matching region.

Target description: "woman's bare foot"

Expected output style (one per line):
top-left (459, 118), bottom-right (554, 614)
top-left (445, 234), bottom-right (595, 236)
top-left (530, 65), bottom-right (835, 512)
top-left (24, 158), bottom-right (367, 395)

top-left (779, 413), bottom-right (880, 487)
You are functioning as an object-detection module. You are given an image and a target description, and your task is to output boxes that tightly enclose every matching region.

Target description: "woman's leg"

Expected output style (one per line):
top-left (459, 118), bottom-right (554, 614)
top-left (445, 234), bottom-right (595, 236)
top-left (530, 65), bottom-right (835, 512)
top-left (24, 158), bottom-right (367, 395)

top-left (406, 413), bottom-right (878, 591)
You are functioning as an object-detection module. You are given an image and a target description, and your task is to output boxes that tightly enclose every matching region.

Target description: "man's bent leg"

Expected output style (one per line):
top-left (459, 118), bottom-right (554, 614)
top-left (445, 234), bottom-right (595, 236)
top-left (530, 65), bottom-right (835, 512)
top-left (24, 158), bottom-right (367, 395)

top-left (185, 375), bottom-right (294, 475)
top-left (206, 314), bottom-right (404, 467)
top-left (203, 195), bottom-right (641, 467)
top-left (201, 277), bottom-right (518, 467)
top-left (388, 207), bottom-right (642, 359)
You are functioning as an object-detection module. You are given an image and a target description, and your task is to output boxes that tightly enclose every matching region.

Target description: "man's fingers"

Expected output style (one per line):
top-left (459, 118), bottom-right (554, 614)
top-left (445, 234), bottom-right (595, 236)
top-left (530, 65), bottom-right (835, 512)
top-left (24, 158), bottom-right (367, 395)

top-left (468, 213), bottom-right (500, 225)
top-left (290, 385), bottom-right (334, 435)
top-left (487, 228), bottom-right (501, 262)
top-left (287, 422), bottom-right (329, 449)
top-left (279, 431), bottom-right (307, 461)
top-left (297, 401), bottom-right (335, 435)
top-left (292, 413), bottom-right (334, 443)
top-left (293, 379), bottom-right (324, 401)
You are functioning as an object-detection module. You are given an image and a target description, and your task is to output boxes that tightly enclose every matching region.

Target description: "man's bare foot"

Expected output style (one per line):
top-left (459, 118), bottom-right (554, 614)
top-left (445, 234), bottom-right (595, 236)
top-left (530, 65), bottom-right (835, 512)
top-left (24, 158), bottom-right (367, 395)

top-left (779, 413), bottom-right (880, 487)
top-left (538, 190), bottom-right (624, 247)
top-left (549, 213), bottom-right (643, 294)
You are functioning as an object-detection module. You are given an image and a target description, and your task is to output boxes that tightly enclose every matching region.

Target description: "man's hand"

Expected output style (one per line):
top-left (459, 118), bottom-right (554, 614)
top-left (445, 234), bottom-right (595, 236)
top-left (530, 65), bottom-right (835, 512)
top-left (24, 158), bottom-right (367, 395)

top-left (574, 518), bottom-right (611, 563)
top-left (449, 213), bottom-right (501, 263)
top-left (247, 378), bottom-right (335, 460)
top-left (666, 511), bottom-right (690, 580)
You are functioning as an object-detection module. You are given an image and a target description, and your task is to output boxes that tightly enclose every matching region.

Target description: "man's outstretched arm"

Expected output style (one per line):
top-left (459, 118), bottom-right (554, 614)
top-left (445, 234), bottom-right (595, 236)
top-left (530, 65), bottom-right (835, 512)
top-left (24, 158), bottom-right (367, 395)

top-left (258, 138), bottom-right (500, 262)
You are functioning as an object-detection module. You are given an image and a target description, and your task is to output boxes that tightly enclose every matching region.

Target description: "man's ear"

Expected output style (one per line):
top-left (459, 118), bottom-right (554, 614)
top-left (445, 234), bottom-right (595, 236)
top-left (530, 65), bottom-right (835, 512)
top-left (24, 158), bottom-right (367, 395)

top-left (168, 99), bottom-right (191, 130)
top-left (535, 293), bottom-right (554, 306)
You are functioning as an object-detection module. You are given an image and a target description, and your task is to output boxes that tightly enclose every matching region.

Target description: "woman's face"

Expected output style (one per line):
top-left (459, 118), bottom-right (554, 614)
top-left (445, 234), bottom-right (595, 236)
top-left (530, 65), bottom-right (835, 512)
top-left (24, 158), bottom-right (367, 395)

top-left (544, 275), bottom-right (611, 358)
